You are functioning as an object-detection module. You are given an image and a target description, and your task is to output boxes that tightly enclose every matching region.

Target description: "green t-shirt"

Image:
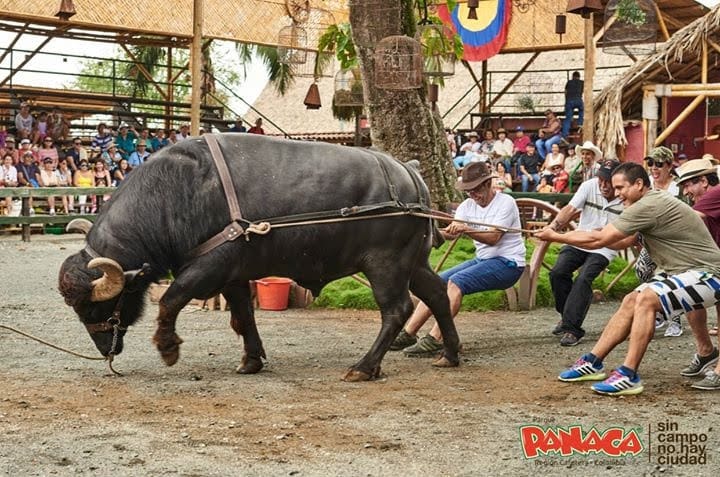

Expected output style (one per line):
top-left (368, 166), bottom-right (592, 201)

top-left (613, 190), bottom-right (720, 275)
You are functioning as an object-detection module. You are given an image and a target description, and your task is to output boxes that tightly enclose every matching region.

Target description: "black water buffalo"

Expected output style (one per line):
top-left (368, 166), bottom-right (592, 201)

top-left (58, 134), bottom-right (459, 380)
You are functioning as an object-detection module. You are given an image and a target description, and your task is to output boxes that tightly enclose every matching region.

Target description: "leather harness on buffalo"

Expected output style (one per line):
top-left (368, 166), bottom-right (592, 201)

top-left (58, 134), bottom-right (460, 381)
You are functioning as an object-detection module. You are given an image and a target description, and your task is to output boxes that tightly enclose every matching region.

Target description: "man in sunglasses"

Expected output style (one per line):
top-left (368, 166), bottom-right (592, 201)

top-left (390, 162), bottom-right (526, 357)
top-left (537, 162), bottom-right (720, 396)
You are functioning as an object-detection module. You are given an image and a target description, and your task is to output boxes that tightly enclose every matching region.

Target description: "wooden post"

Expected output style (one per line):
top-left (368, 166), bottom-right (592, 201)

top-left (190, 0), bottom-right (203, 136)
top-left (481, 60), bottom-right (488, 113)
top-left (166, 46), bottom-right (173, 132)
top-left (702, 39), bottom-right (708, 84)
top-left (583, 15), bottom-right (595, 143)
top-left (21, 197), bottom-right (30, 242)
top-left (654, 95), bottom-right (706, 146)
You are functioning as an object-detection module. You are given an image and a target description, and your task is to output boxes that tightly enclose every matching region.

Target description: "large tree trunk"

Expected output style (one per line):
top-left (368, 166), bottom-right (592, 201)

top-left (349, 0), bottom-right (458, 210)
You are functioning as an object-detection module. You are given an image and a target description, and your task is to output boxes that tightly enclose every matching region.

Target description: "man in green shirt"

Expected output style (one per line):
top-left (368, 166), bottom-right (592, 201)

top-left (536, 162), bottom-right (720, 396)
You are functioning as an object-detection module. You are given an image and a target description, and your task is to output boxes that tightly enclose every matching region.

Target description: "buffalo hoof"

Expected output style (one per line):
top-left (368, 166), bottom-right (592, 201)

top-left (153, 333), bottom-right (183, 366)
top-left (236, 354), bottom-right (264, 374)
top-left (342, 366), bottom-right (383, 382)
top-left (432, 352), bottom-right (460, 368)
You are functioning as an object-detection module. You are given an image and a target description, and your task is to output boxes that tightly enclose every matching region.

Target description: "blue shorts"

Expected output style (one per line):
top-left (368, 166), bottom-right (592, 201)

top-left (439, 257), bottom-right (525, 296)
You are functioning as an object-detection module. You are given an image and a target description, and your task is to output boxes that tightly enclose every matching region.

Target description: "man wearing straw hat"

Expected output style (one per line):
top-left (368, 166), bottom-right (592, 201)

top-left (536, 162), bottom-right (720, 396)
top-left (675, 158), bottom-right (720, 390)
top-left (544, 159), bottom-right (623, 347)
top-left (390, 162), bottom-right (526, 356)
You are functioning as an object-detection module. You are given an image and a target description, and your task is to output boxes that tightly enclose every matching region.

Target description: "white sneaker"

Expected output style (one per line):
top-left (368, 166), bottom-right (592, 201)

top-left (655, 313), bottom-right (667, 330)
top-left (665, 320), bottom-right (683, 337)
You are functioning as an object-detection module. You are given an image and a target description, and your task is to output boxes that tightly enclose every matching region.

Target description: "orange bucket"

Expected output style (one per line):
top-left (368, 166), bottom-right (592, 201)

top-left (255, 277), bottom-right (293, 311)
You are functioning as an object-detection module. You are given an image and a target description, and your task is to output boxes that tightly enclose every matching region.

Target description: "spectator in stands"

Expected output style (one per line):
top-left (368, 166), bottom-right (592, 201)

top-left (14, 103), bottom-right (34, 140)
top-left (562, 71), bottom-right (584, 139)
top-left (49, 107), bottom-right (70, 141)
top-left (537, 176), bottom-right (553, 193)
top-left (38, 157), bottom-right (59, 215)
top-left (390, 162), bottom-right (526, 356)
top-left (229, 117), bottom-right (247, 133)
top-left (177, 124), bottom-right (190, 141)
top-left (115, 123), bottom-right (137, 160)
top-left (32, 111), bottom-right (49, 144)
top-left (92, 123), bottom-right (114, 152)
top-left (542, 159), bottom-right (623, 347)
top-left (248, 118), bottom-right (265, 135)
top-left (101, 143), bottom-right (122, 169)
top-left (55, 158), bottom-right (73, 214)
top-left (445, 128), bottom-right (457, 160)
top-left (494, 161), bottom-right (513, 193)
top-left (646, 146), bottom-right (679, 197)
top-left (16, 150), bottom-right (40, 213)
top-left (511, 126), bottom-right (531, 168)
top-left (455, 131), bottom-right (480, 170)
top-left (38, 137), bottom-right (59, 168)
top-left (18, 139), bottom-right (38, 164)
top-left (152, 129), bottom-right (169, 151)
top-left (73, 160), bottom-right (94, 213)
top-left (535, 110), bottom-right (562, 159)
top-left (112, 158), bottom-right (132, 186)
top-left (574, 141), bottom-right (601, 183)
top-left (167, 129), bottom-right (179, 145)
top-left (564, 143), bottom-right (580, 176)
top-left (518, 142), bottom-right (544, 192)
top-left (128, 141), bottom-right (151, 167)
top-left (550, 159), bottom-right (569, 193)
top-left (1, 153), bottom-right (18, 214)
top-left (2, 137), bottom-right (18, 164)
top-left (479, 129), bottom-right (495, 156)
top-left (492, 128), bottom-right (513, 172)
top-left (677, 153), bottom-right (688, 166)
top-left (65, 137), bottom-right (87, 171)
top-left (137, 128), bottom-right (154, 153)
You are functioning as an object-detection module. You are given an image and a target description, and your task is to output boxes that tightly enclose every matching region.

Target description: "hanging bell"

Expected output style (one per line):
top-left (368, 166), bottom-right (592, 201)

top-left (303, 83), bottom-right (321, 110)
top-left (427, 83), bottom-right (439, 104)
top-left (566, 0), bottom-right (603, 19)
top-left (55, 0), bottom-right (77, 21)
top-left (555, 14), bottom-right (566, 42)
top-left (467, 0), bottom-right (479, 20)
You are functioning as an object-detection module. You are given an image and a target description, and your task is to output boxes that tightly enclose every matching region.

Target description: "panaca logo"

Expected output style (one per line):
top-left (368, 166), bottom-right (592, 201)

top-left (520, 425), bottom-right (644, 458)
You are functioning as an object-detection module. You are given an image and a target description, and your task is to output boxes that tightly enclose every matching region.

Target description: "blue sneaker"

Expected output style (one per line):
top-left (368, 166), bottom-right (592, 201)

top-left (591, 368), bottom-right (644, 396)
top-left (559, 356), bottom-right (607, 382)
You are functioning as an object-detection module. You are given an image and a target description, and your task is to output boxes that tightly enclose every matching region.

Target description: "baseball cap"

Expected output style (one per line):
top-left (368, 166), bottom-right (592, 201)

top-left (515, 126), bottom-right (524, 132)
top-left (597, 159), bottom-right (620, 180)
top-left (20, 138), bottom-right (31, 145)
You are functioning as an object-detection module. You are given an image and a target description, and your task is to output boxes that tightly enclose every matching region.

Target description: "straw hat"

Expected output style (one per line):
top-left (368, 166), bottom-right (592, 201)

top-left (496, 127), bottom-right (506, 134)
top-left (675, 158), bottom-right (718, 185)
top-left (467, 131), bottom-right (479, 138)
top-left (455, 162), bottom-right (497, 191)
top-left (575, 141), bottom-right (603, 160)
top-left (547, 156), bottom-right (564, 169)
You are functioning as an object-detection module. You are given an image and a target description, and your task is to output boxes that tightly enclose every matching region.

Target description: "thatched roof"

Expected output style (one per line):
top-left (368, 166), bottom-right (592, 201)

top-left (594, 5), bottom-right (720, 157)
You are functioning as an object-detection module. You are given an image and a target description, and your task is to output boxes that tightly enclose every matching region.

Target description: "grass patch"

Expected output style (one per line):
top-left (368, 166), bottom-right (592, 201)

top-left (315, 238), bottom-right (639, 310)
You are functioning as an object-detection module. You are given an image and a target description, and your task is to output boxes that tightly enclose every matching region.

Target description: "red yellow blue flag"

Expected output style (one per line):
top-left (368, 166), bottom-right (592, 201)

top-left (437, 0), bottom-right (512, 62)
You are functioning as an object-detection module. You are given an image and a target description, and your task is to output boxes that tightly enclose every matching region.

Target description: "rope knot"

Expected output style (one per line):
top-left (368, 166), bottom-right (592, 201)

top-left (244, 222), bottom-right (272, 241)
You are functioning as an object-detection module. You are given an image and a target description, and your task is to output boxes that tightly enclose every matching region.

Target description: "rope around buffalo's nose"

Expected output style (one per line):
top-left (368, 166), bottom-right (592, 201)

top-left (0, 324), bottom-right (123, 376)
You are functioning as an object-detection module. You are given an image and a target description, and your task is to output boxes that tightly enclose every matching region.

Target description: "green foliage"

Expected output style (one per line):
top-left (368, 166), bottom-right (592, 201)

top-left (517, 95), bottom-right (536, 113)
top-left (616, 0), bottom-right (647, 26)
top-left (317, 23), bottom-right (357, 71)
top-left (255, 45), bottom-right (295, 95)
top-left (315, 238), bottom-right (639, 310)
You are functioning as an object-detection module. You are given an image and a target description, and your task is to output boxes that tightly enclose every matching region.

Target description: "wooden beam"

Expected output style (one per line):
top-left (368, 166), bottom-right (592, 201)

top-left (653, 2), bottom-right (671, 41)
top-left (190, 0), bottom-right (203, 135)
top-left (583, 15), bottom-right (595, 142)
top-left (0, 35), bottom-right (52, 88)
top-left (0, 23), bottom-right (28, 65)
top-left (487, 52), bottom-right (540, 110)
top-left (119, 44), bottom-right (168, 100)
top-left (481, 60), bottom-right (488, 113)
top-left (654, 94), bottom-right (705, 146)
top-left (702, 39), bottom-right (708, 84)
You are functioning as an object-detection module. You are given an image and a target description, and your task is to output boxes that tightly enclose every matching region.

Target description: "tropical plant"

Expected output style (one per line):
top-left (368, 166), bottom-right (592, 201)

top-left (616, 0), bottom-right (647, 26)
top-left (517, 94), bottom-right (536, 113)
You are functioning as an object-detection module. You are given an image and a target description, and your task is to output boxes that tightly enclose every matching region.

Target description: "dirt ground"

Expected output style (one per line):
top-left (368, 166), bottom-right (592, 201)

top-left (1, 234), bottom-right (719, 477)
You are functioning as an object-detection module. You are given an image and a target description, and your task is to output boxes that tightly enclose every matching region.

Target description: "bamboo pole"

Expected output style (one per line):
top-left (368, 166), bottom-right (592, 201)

top-left (190, 0), bottom-right (203, 136)
top-left (654, 94), bottom-right (706, 146)
top-left (643, 83), bottom-right (720, 92)
top-left (660, 91), bottom-right (720, 97)
top-left (702, 40), bottom-right (708, 84)
top-left (653, 2), bottom-right (671, 41)
top-left (583, 15), bottom-right (595, 142)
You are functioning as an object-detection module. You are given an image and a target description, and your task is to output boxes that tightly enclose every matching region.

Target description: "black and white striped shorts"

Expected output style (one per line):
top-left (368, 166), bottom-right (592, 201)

top-left (637, 270), bottom-right (720, 319)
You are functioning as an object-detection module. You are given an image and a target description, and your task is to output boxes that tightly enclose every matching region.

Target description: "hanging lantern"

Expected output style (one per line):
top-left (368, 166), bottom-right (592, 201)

top-left (415, 24), bottom-right (456, 78)
top-left (601, 0), bottom-right (658, 56)
top-left (334, 68), bottom-right (364, 107)
top-left (555, 14), bottom-right (567, 42)
top-left (374, 35), bottom-right (423, 91)
top-left (467, 0), bottom-right (479, 20)
top-left (566, 0), bottom-right (603, 18)
top-left (55, 0), bottom-right (76, 20)
top-left (277, 24), bottom-right (308, 65)
top-left (303, 82), bottom-right (321, 110)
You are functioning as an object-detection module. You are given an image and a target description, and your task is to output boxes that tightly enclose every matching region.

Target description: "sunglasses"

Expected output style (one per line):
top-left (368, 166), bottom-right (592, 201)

top-left (645, 159), bottom-right (669, 167)
top-left (80, 164), bottom-right (88, 168)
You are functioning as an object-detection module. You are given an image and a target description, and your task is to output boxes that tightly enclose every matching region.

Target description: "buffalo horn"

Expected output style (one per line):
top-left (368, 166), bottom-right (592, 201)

top-left (66, 218), bottom-right (93, 235)
top-left (87, 258), bottom-right (125, 302)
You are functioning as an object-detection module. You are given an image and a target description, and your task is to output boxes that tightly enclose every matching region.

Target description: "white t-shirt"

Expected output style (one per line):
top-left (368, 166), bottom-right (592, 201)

top-left (2, 165), bottom-right (17, 183)
top-left (454, 193), bottom-right (526, 266)
top-left (649, 176), bottom-right (679, 197)
top-left (492, 138), bottom-right (514, 157)
top-left (569, 177), bottom-right (624, 261)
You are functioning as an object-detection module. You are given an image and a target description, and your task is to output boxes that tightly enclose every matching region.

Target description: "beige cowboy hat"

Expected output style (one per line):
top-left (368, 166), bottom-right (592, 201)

top-left (467, 131), bottom-right (479, 138)
top-left (547, 156), bottom-right (564, 169)
top-left (455, 162), bottom-right (497, 191)
top-left (575, 141), bottom-right (603, 160)
top-left (675, 158), bottom-right (718, 185)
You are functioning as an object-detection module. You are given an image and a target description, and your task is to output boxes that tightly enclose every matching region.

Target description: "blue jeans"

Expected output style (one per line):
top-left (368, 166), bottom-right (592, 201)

top-left (521, 173), bottom-right (540, 192)
top-left (562, 98), bottom-right (584, 138)
top-left (453, 155), bottom-right (473, 170)
top-left (535, 135), bottom-right (562, 159)
top-left (440, 257), bottom-right (524, 296)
